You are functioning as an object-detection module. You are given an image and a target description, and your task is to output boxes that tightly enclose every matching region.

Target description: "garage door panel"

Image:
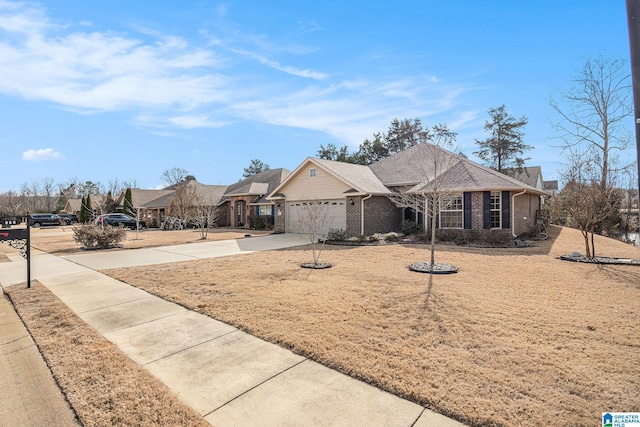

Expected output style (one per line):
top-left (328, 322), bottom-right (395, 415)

top-left (286, 200), bottom-right (346, 235)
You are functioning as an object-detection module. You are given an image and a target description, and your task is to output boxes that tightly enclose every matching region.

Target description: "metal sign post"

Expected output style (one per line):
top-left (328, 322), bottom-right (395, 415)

top-left (0, 220), bottom-right (31, 288)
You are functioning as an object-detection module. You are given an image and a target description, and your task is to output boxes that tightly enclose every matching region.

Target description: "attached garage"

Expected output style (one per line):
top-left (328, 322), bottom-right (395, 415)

top-left (286, 199), bottom-right (346, 236)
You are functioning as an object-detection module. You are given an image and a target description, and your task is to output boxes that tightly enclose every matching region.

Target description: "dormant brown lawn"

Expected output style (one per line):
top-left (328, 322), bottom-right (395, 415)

top-left (101, 226), bottom-right (640, 427)
top-left (5, 281), bottom-right (209, 427)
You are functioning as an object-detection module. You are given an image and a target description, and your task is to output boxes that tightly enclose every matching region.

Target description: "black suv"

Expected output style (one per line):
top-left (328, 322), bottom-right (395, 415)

top-left (27, 213), bottom-right (63, 227)
top-left (95, 213), bottom-right (146, 230)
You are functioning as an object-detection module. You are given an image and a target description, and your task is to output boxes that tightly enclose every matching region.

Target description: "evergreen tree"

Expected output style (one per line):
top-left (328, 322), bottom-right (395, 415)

top-left (243, 159), bottom-right (270, 177)
top-left (473, 105), bottom-right (531, 173)
top-left (123, 188), bottom-right (135, 217)
top-left (85, 195), bottom-right (93, 222)
top-left (79, 196), bottom-right (88, 223)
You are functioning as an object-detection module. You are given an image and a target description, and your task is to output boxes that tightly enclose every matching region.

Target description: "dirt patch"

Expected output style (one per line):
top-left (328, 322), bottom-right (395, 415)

top-left (102, 226), bottom-right (640, 427)
top-left (5, 281), bottom-right (209, 427)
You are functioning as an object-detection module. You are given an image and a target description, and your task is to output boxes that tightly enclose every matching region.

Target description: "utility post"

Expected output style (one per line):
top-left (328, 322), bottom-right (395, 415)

top-left (627, 0), bottom-right (640, 201)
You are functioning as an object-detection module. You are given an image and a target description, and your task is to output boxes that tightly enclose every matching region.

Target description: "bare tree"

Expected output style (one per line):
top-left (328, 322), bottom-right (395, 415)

top-left (168, 182), bottom-right (196, 227)
top-left (293, 200), bottom-right (332, 268)
top-left (387, 125), bottom-right (459, 273)
top-left (190, 192), bottom-right (219, 240)
top-left (0, 191), bottom-right (24, 217)
top-left (162, 167), bottom-right (190, 187)
top-left (556, 150), bottom-right (621, 258)
top-left (550, 56), bottom-right (633, 188)
top-left (20, 181), bottom-right (40, 212)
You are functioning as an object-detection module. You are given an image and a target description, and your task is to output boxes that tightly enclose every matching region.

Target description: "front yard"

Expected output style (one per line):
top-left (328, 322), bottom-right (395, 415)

top-left (98, 225), bottom-right (640, 426)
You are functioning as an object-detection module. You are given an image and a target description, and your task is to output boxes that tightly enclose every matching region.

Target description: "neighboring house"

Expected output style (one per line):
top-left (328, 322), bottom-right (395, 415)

top-left (504, 166), bottom-right (545, 192)
top-left (114, 188), bottom-right (174, 226)
top-left (117, 182), bottom-right (227, 227)
top-left (544, 180), bottom-right (559, 197)
top-left (63, 194), bottom-right (108, 218)
top-left (268, 143), bottom-right (547, 237)
top-left (219, 169), bottom-right (291, 228)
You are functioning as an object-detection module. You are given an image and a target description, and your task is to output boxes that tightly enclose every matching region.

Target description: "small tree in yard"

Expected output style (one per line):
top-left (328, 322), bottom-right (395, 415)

top-left (293, 200), bottom-right (332, 269)
top-left (387, 125), bottom-right (459, 273)
top-left (169, 182), bottom-right (197, 228)
top-left (556, 151), bottom-right (621, 258)
top-left (190, 192), bottom-right (219, 240)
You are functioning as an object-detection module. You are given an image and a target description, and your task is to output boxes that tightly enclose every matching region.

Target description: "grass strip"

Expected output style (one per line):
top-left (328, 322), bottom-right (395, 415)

top-left (5, 281), bottom-right (210, 427)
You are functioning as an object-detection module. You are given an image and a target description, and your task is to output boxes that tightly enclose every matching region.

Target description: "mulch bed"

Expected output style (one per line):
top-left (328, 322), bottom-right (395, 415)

top-left (409, 262), bottom-right (458, 273)
top-left (560, 254), bottom-right (640, 265)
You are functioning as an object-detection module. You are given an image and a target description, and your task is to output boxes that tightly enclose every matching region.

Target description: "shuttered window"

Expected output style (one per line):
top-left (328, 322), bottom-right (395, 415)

top-left (440, 194), bottom-right (463, 229)
top-left (490, 191), bottom-right (501, 228)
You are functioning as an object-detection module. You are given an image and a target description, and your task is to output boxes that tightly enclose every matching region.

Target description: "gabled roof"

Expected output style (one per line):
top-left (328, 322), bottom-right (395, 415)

top-left (273, 143), bottom-right (547, 199)
top-left (142, 181), bottom-right (228, 208)
top-left (119, 189), bottom-right (174, 208)
top-left (64, 194), bottom-right (108, 212)
top-left (311, 158), bottom-right (391, 194)
top-left (268, 158), bottom-right (390, 199)
top-left (503, 166), bottom-right (544, 190)
top-left (224, 168), bottom-right (291, 204)
top-left (410, 158), bottom-right (546, 194)
top-left (370, 143), bottom-right (545, 195)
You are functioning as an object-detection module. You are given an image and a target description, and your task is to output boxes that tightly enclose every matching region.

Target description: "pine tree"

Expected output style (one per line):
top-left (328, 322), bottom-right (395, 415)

top-left (85, 195), bottom-right (93, 222)
top-left (473, 105), bottom-right (531, 173)
top-left (123, 188), bottom-right (135, 217)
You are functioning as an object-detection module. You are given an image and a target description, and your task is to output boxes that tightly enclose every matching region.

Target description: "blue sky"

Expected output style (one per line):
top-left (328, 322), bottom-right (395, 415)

top-left (0, 0), bottom-right (634, 192)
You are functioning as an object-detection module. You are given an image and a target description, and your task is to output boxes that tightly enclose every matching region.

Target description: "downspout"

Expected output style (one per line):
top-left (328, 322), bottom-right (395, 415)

top-left (511, 189), bottom-right (527, 237)
top-left (361, 194), bottom-right (373, 235)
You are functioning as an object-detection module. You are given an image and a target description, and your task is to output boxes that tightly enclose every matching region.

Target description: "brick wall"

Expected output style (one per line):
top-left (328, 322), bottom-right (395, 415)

top-left (363, 196), bottom-right (403, 235)
top-left (471, 191), bottom-right (484, 230)
top-left (273, 201), bottom-right (285, 232)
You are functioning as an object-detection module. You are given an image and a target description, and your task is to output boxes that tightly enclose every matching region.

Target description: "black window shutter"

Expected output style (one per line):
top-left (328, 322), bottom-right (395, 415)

top-left (502, 191), bottom-right (511, 229)
top-left (464, 192), bottom-right (472, 229)
top-left (483, 191), bottom-right (491, 229)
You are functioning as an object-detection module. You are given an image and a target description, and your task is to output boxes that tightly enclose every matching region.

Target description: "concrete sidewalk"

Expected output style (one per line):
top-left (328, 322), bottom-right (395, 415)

top-left (0, 293), bottom-right (79, 426)
top-left (1, 234), bottom-right (465, 426)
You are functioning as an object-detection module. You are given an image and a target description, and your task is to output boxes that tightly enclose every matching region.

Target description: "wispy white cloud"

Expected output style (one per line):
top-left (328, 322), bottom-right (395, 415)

top-left (0, 1), bottom-right (226, 114)
top-left (231, 48), bottom-right (328, 80)
top-left (22, 148), bottom-right (64, 161)
top-left (0, 1), bottom-right (475, 145)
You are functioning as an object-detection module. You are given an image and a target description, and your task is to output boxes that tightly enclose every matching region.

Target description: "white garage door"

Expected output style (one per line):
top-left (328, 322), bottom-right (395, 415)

top-left (286, 199), bottom-right (346, 236)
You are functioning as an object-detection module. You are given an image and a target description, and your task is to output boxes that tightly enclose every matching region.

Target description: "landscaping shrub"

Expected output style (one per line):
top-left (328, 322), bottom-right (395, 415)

top-left (454, 235), bottom-right (470, 246)
top-left (327, 228), bottom-right (349, 241)
top-left (73, 224), bottom-right (126, 249)
top-left (402, 220), bottom-right (421, 235)
top-left (384, 233), bottom-right (400, 242)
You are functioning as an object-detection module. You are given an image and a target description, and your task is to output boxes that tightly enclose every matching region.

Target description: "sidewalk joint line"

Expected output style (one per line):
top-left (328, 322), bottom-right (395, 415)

top-left (142, 329), bottom-right (239, 366)
top-left (410, 408), bottom-right (426, 427)
top-left (203, 358), bottom-right (308, 418)
top-left (77, 295), bottom-right (152, 314)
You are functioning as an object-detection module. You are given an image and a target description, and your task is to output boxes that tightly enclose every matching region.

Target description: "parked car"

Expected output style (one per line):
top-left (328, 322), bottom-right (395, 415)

top-left (27, 213), bottom-right (63, 227)
top-left (95, 213), bottom-right (146, 230)
top-left (59, 213), bottom-right (78, 225)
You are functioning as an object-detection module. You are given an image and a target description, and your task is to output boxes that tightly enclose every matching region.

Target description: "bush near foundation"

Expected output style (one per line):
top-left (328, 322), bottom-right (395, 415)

top-left (73, 224), bottom-right (127, 249)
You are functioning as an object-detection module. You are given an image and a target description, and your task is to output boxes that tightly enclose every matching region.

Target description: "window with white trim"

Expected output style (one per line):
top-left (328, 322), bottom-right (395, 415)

top-left (309, 168), bottom-right (317, 177)
top-left (439, 194), bottom-right (463, 229)
top-left (490, 191), bottom-right (501, 228)
top-left (258, 205), bottom-right (271, 216)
